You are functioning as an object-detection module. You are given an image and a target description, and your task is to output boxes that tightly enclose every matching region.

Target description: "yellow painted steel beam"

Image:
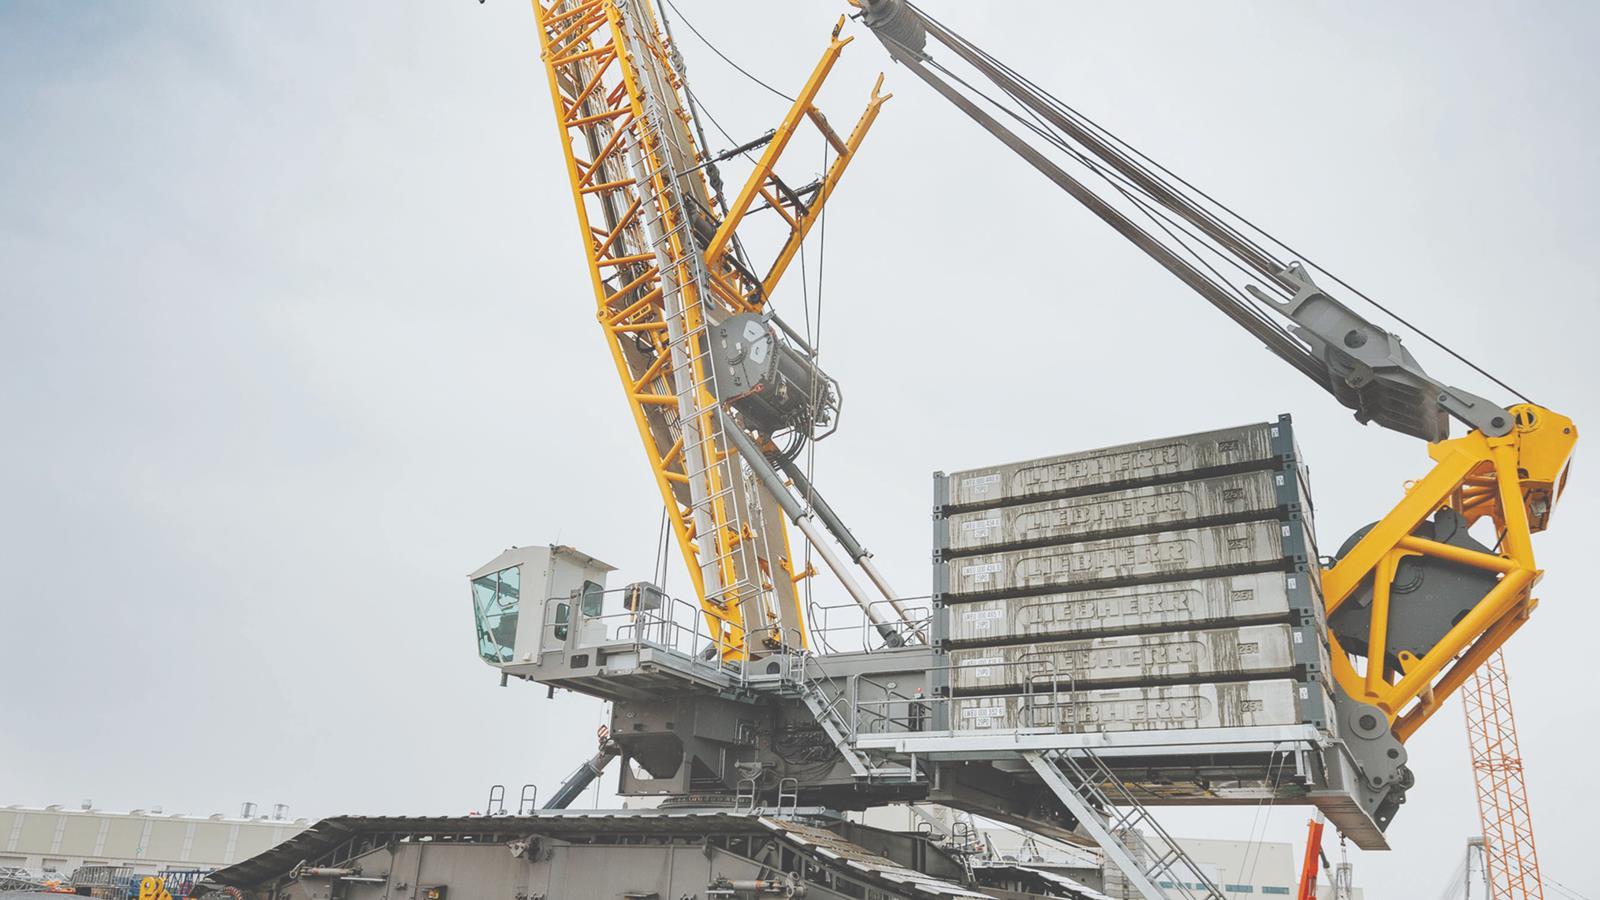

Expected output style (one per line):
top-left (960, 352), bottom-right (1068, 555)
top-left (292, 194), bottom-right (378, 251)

top-left (531, 1), bottom-right (885, 660)
top-left (1394, 608), bottom-right (1530, 742)
top-left (532, 0), bottom-right (733, 655)
top-left (1321, 404), bottom-right (1575, 738)
top-left (702, 19), bottom-right (867, 268)
top-left (762, 75), bottom-right (890, 297)
top-left (1320, 440), bottom-right (1484, 613)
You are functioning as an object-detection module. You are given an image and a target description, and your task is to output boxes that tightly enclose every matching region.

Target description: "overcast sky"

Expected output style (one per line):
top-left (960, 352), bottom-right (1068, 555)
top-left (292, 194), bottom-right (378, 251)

top-left (3, 2), bottom-right (1597, 896)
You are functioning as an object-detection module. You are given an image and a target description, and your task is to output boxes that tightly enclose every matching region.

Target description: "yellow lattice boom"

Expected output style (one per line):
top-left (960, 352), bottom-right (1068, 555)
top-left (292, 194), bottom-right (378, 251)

top-left (530, 0), bottom-right (887, 659)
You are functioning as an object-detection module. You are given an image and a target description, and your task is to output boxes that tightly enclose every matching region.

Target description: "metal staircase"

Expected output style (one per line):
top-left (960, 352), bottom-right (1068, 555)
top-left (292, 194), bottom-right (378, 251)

top-left (1025, 750), bottom-right (1224, 900)
top-left (791, 652), bottom-right (921, 784)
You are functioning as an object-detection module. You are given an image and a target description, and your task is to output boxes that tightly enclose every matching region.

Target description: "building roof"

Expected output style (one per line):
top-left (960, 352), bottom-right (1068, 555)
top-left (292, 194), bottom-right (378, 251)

top-left (1, 804), bottom-right (306, 826)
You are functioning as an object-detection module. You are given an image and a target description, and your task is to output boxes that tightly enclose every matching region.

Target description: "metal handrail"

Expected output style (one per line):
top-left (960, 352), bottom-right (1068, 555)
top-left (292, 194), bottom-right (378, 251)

top-left (545, 584), bottom-right (741, 678)
top-left (808, 596), bottom-right (933, 652)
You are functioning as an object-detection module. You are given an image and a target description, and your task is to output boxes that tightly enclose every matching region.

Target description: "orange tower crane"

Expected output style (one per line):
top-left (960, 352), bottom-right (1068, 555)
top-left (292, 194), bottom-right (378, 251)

top-left (1296, 817), bottom-right (1326, 900)
top-left (1463, 650), bottom-right (1543, 899)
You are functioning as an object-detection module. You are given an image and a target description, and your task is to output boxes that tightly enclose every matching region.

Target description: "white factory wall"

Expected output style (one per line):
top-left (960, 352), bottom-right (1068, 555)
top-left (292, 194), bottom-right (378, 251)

top-left (1170, 837), bottom-right (1296, 897)
top-left (1166, 837), bottom-right (1363, 900)
top-left (0, 805), bottom-right (309, 878)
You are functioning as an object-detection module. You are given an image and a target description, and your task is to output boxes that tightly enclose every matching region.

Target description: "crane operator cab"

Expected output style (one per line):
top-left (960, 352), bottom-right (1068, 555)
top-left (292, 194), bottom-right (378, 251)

top-left (469, 545), bottom-right (734, 696)
top-left (469, 545), bottom-right (615, 675)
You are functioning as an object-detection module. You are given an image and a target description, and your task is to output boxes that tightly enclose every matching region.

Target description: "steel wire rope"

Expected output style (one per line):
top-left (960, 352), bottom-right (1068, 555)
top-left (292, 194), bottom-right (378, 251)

top-left (1065, 96), bottom-right (1537, 404)
top-left (1231, 745), bottom-right (1289, 890)
top-left (909, 1), bottom-right (1533, 404)
top-left (654, 0), bottom-right (725, 210)
top-left (659, 0), bottom-right (796, 103)
top-left (913, 7), bottom-right (1298, 343)
top-left (655, 1), bottom-right (854, 651)
top-left (640, 15), bottom-right (774, 648)
top-left (653, 504), bottom-right (670, 593)
top-left (908, 47), bottom-right (1310, 358)
top-left (914, 51), bottom-right (1313, 373)
top-left (944, 45), bottom-right (1302, 311)
top-left (915, 5), bottom-right (1293, 285)
top-left (1448, 865), bottom-right (1465, 900)
top-left (675, 82), bottom-right (768, 279)
top-left (652, 0), bottom-right (779, 283)
top-left (796, 212), bottom-right (834, 655)
top-left (1434, 855), bottom-right (1466, 900)
top-left (1022, 99), bottom-right (1307, 344)
top-left (800, 138), bottom-right (843, 650)
top-left (1549, 877), bottom-right (1596, 900)
top-left (993, 74), bottom-right (1300, 310)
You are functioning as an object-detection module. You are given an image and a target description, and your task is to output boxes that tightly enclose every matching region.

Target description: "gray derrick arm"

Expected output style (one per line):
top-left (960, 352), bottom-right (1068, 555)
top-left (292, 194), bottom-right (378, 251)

top-left (1247, 264), bottom-right (1513, 439)
top-left (857, 0), bottom-right (1514, 443)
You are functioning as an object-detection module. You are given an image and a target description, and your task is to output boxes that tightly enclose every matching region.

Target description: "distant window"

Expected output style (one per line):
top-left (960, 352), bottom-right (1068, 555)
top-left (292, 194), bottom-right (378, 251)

top-left (1226, 886), bottom-right (1255, 894)
top-left (553, 601), bottom-right (570, 642)
top-left (471, 565), bottom-right (521, 663)
top-left (1262, 888), bottom-right (1292, 896)
top-left (580, 580), bottom-right (604, 617)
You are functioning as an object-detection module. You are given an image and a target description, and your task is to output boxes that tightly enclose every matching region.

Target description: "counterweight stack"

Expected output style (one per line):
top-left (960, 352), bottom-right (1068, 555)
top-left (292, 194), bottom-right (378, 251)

top-left (934, 416), bottom-right (1331, 723)
top-left (922, 418), bottom-right (1406, 842)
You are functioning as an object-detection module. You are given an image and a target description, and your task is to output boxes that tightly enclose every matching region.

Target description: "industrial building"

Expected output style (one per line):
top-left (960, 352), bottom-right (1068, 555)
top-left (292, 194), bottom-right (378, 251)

top-left (0, 804), bottom-right (307, 881)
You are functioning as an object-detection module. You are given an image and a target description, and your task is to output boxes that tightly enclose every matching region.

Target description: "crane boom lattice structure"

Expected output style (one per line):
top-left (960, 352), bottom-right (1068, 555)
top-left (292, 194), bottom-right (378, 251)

top-left (1463, 651), bottom-right (1543, 900)
top-left (530, 0), bottom-right (890, 659)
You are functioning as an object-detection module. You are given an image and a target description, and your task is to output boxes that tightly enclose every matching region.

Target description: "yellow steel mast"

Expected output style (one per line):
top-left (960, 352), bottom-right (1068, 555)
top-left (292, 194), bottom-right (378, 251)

top-left (529, 0), bottom-right (887, 659)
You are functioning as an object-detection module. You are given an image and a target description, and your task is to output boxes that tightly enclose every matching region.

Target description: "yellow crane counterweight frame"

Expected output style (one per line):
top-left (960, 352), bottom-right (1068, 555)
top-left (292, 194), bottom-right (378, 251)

top-left (1323, 404), bottom-right (1576, 741)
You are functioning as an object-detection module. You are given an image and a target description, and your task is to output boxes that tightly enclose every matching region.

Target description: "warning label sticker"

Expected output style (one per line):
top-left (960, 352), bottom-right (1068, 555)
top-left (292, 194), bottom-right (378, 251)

top-left (960, 562), bottom-right (1003, 584)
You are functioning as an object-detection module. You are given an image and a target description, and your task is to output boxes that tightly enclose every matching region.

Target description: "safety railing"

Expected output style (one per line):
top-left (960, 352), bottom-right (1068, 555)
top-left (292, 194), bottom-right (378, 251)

top-left (849, 670), bottom-right (928, 736)
top-left (540, 577), bottom-right (941, 689)
top-left (807, 596), bottom-right (934, 654)
top-left (539, 583), bottom-right (762, 682)
top-left (156, 868), bottom-right (212, 898)
top-left (65, 864), bottom-right (136, 891)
